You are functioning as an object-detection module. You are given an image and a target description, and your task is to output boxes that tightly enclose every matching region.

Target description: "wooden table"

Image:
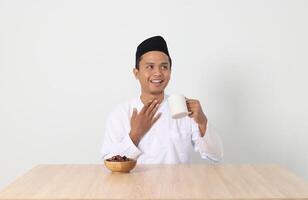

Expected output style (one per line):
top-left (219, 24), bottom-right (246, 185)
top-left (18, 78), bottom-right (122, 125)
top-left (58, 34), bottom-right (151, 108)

top-left (0, 164), bottom-right (308, 200)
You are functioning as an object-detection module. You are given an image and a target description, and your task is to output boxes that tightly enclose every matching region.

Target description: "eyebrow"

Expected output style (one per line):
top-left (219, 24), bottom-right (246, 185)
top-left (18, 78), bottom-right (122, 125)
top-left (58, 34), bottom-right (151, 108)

top-left (144, 62), bottom-right (169, 65)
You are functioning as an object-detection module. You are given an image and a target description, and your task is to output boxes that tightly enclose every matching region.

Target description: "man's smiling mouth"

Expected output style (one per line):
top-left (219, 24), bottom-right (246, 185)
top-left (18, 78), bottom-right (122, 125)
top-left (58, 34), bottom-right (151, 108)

top-left (150, 79), bottom-right (164, 87)
top-left (150, 79), bottom-right (164, 84)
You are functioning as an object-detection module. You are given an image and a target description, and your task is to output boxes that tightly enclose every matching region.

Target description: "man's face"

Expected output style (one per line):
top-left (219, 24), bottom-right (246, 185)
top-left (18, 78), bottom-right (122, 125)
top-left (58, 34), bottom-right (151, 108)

top-left (134, 51), bottom-right (171, 95)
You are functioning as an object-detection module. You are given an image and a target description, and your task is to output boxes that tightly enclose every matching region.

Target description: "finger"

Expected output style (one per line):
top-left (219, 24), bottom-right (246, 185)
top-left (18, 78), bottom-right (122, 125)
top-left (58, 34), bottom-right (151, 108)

top-left (185, 97), bottom-right (191, 105)
top-left (187, 102), bottom-right (202, 110)
top-left (186, 102), bottom-right (198, 106)
top-left (186, 102), bottom-right (193, 110)
top-left (131, 108), bottom-right (137, 125)
top-left (151, 112), bottom-right (162, 124)
top-left (188, 112), bottom-right (194, 118)
top-left (145, 99), bottom-right (158, 116)
top-left (187, 103), bottom-right (198, 108)
top-left (186, 101), bottom-right (199, 106)
top-left (149, 103), bottom-right (160, 119)
top-left (140, 100), bottom-right (154, 114)
top-left (131, 108), bottom-right (137, 123)
top-left (187, 104), bottom-right (198, 110)
top-left (185, 97), bottom-right (198, 100)
top-left (186, 101), bottom-right (197, 107)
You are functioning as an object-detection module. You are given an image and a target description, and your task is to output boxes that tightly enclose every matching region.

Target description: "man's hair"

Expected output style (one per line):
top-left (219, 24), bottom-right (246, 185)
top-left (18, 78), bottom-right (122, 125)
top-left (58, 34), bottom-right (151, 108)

top-left (135, 56), bottom-right (172, 70)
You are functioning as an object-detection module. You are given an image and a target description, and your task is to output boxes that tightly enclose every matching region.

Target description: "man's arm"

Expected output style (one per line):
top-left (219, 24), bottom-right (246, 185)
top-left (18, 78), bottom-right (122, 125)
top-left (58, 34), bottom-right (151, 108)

top-left (186, 98), bottom-right (223, 162)
top-left (198, 121), bottom-right (208, 137)
top-left (100, 110), bottom-right (141, 160)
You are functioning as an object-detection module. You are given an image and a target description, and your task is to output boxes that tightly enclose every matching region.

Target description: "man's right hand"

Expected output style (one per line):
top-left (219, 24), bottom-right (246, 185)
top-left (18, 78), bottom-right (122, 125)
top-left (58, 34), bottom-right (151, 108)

top-left (129, 99), bottom-right (161, 146)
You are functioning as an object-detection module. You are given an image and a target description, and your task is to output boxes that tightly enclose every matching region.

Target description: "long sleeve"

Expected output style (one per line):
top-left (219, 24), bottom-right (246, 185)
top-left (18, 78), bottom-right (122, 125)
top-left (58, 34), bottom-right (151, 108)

top-left (191, 120), bottom-right (223, 163)
top-left (100, 109), bottom-right (142, 160)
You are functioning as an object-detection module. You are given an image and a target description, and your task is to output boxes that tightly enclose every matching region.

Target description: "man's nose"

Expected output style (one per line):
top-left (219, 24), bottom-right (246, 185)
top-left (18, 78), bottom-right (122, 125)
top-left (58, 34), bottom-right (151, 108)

top-left (153, 67), bottom-right (163, 76)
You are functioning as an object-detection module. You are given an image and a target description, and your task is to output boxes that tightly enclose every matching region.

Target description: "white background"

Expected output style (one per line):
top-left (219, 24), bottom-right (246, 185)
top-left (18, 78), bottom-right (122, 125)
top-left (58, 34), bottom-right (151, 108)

top-left (1, 0), bottom-right (308, 189)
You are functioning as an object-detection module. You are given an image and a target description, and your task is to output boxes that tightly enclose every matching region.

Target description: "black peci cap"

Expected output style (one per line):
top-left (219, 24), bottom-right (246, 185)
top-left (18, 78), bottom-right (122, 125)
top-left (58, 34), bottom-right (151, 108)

top-left (135, 35), bottom-right (172, 68)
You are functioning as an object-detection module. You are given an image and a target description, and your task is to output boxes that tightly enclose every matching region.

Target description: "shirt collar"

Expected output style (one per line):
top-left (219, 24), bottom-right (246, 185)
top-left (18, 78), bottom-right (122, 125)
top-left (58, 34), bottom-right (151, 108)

top-left (135, 94), bottom-right (169, 110)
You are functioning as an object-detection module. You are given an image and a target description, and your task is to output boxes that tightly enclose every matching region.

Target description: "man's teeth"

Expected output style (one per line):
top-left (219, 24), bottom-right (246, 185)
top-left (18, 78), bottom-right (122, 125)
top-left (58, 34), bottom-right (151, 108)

top-left (151, 80), bottom-right (163, 83)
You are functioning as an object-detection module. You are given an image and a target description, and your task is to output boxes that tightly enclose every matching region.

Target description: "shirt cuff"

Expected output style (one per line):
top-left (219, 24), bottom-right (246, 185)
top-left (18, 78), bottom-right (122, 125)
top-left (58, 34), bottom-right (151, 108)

top-left (191, 121), bottom-right (223, 163)
top-left (119, 134), bottom-right (142, 159)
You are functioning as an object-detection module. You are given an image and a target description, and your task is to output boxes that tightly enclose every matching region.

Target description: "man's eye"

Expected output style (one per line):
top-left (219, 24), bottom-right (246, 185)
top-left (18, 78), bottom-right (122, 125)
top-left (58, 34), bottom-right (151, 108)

top-left (162, 66), bottom-right (168, 70)
top-left (146, 65), bottom-right (153, 69)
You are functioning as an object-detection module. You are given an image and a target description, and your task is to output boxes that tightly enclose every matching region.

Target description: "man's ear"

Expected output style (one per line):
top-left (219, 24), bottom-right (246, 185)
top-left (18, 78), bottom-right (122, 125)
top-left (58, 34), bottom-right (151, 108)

top-left (133, 68), bottom-right (139, 79)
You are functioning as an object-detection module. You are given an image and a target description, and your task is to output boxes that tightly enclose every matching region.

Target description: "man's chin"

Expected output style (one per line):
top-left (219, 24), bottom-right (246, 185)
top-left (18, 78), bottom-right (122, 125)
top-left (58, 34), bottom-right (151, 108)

top-left (149, 89), bottom-right (165, 95)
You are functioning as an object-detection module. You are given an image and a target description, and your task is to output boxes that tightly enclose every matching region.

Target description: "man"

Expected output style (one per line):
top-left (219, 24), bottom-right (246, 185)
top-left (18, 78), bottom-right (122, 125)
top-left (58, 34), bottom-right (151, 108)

top-left (101, 36), bottom-right (223, 164)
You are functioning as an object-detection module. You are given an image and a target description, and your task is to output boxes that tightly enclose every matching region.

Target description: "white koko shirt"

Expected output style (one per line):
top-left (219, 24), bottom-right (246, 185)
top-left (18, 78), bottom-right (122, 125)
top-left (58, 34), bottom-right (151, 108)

top-left (101, 95), bottom-right (223, 164)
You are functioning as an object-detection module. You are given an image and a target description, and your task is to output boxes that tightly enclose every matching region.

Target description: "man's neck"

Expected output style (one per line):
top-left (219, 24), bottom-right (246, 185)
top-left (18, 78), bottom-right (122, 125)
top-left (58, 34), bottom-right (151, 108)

top-left (140, 92), bottom-right (165, 105)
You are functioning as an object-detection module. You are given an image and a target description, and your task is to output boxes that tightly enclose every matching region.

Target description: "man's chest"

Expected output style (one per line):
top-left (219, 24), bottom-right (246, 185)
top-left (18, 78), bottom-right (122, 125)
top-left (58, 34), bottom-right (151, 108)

top-left (137, 114), bottom-right (192, 151)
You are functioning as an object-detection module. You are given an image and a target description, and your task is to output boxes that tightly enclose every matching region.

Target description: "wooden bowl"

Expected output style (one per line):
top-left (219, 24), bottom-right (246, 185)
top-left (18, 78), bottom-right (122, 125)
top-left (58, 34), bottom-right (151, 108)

top-left (104, 159), bottom-right (137, 173)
